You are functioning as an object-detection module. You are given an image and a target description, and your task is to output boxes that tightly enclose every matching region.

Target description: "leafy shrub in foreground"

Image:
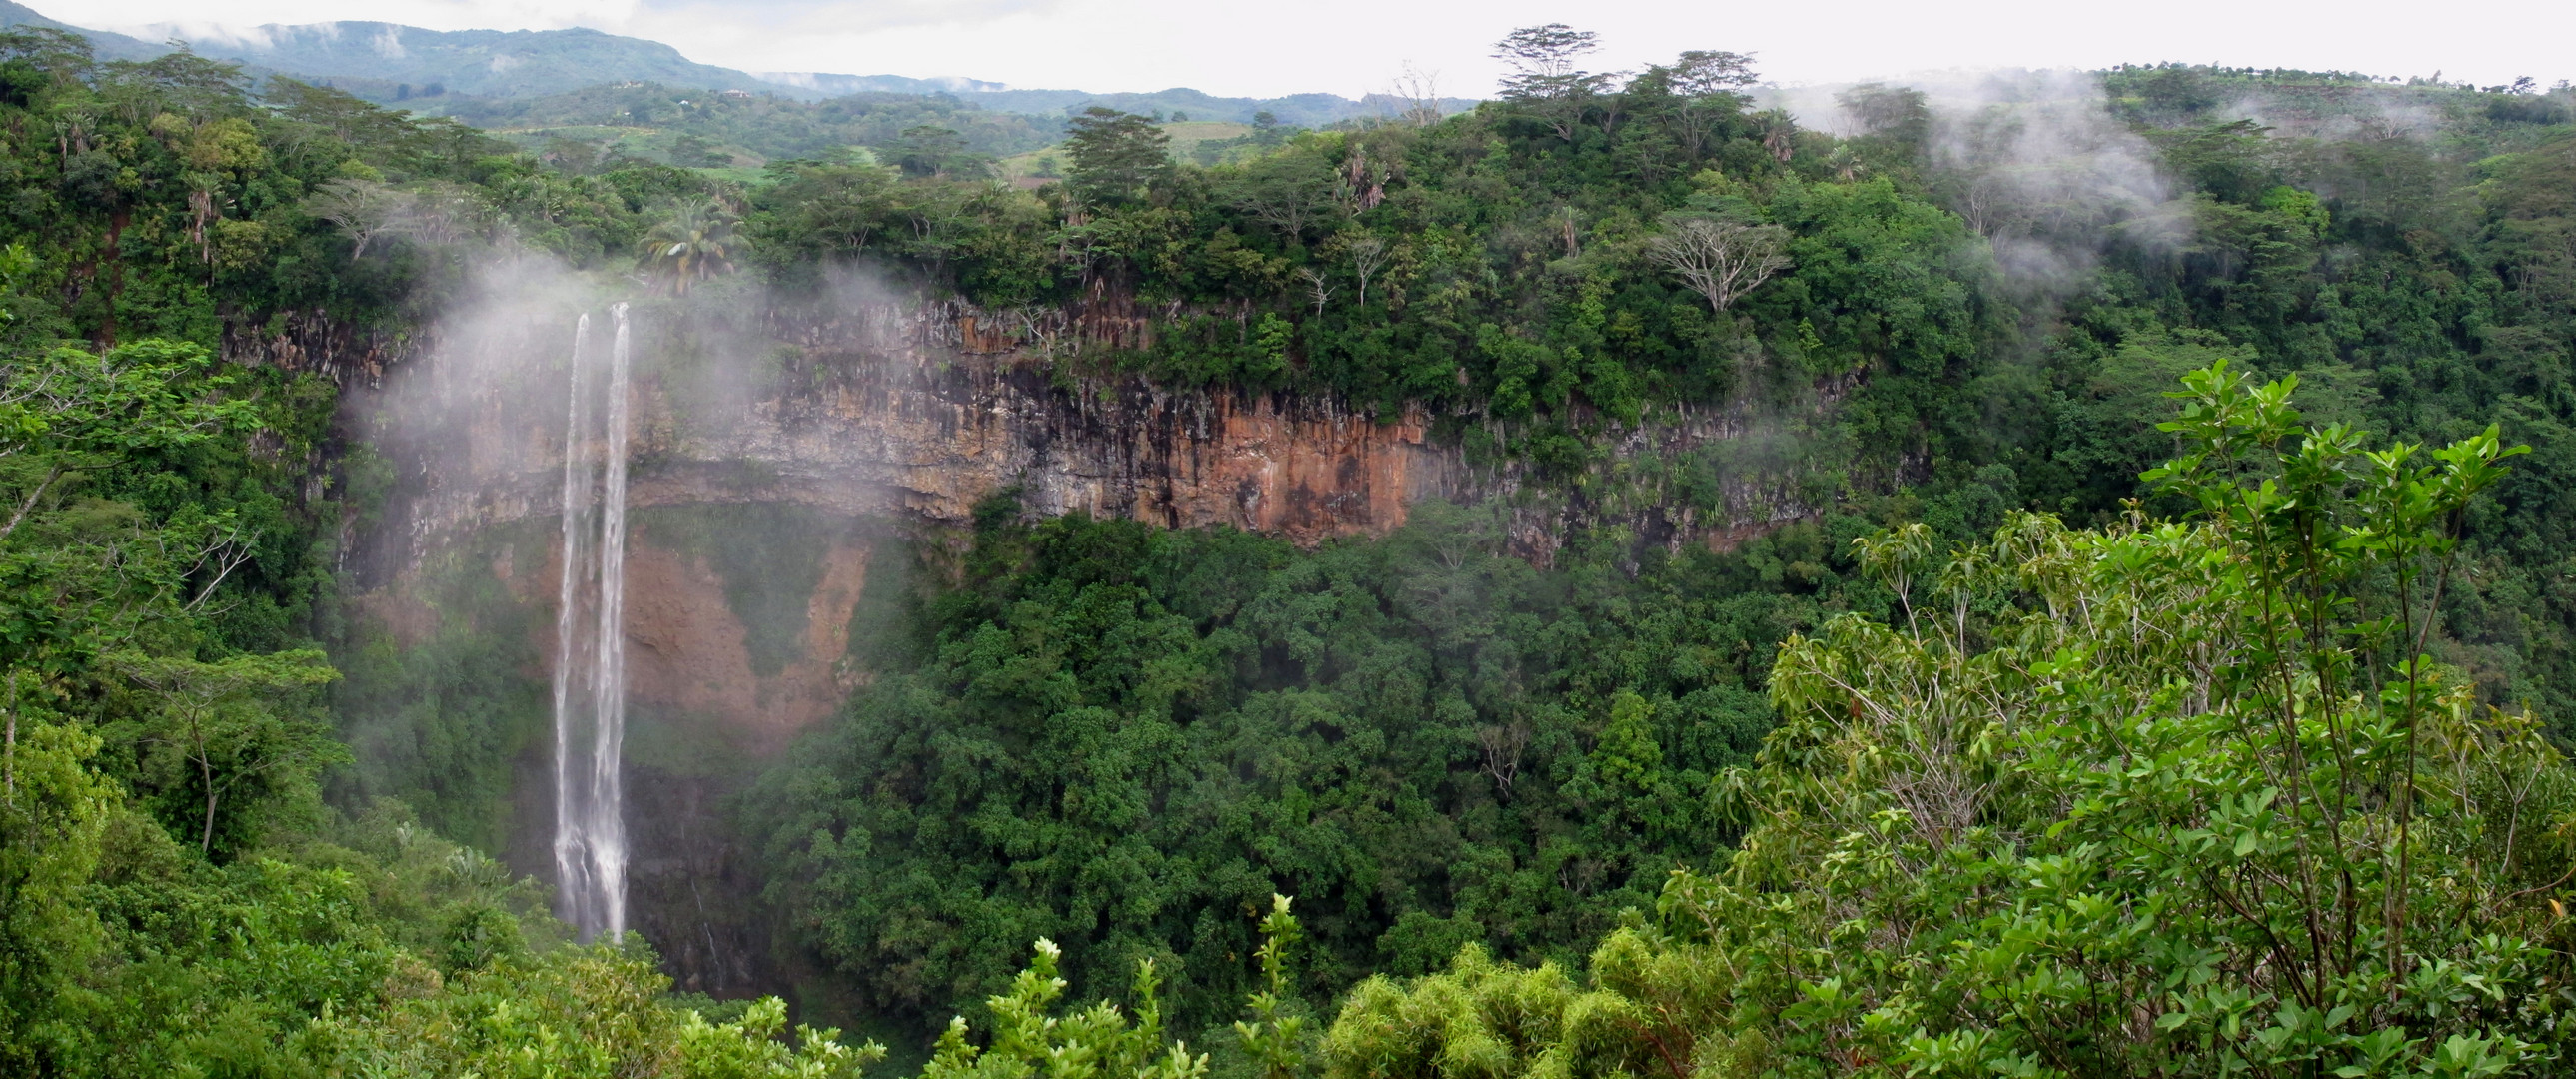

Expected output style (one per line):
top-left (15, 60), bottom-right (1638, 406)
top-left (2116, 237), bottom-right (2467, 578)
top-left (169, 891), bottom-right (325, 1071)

top-left (1323, 363), bottom-right (2574, 1078)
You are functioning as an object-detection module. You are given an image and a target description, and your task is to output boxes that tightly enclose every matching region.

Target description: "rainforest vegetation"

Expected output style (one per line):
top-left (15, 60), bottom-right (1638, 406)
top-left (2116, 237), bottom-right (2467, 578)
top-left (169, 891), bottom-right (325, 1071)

top-left (3, 14), bottom-right (2576, 1077)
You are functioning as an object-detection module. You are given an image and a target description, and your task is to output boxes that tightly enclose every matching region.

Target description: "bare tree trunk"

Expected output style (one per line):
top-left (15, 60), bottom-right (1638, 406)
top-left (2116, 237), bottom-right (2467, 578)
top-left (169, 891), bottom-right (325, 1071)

top-left (0, 464), bottom-right (64, 545)
top-left (188, 710), bottom-right (218, 854)
top-left (1648, 217), bottom-right (1790, 314)
top-left (1346, 238), bottom-right (1388, 307)
top-left (200, 752), bottom-right (219, 854)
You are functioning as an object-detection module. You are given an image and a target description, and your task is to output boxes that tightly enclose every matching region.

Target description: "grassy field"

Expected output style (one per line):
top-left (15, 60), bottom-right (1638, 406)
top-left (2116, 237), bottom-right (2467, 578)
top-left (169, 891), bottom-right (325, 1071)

top-left (997, 120), bottom-right (1255, 184)
top-left (1160, 120), bottom-right (1254, 150)
top-left (483, 124), bottom-right (771, 172)
top-left (488, 117), bottom-right (1254, 185)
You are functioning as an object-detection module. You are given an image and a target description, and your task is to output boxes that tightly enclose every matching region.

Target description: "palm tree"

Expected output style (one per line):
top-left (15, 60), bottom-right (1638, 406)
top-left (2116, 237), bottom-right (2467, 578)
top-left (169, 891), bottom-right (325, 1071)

top-left (637, 200), bottom-right (748, 293)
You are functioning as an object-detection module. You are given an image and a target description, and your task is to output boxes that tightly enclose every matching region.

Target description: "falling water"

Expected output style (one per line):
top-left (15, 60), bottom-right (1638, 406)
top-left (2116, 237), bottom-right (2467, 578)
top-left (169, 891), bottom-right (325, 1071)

top-left (551, 303), bottom-right (633, 942)
top-left (550, 314), bottom-right (594, 937)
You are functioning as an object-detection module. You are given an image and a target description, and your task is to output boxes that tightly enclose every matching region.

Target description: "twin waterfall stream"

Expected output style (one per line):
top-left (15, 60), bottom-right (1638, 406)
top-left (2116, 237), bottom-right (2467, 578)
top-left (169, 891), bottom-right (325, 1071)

top-left (551, 304), bottom-right (634, 942)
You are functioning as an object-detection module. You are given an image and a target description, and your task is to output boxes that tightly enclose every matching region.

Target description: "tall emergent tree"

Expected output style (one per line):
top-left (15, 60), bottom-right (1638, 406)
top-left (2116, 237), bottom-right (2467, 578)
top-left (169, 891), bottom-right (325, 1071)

top-left (1493, 24), bottom-right (1615, 141)
top-left (1063, 107), bottom-right (1173, 207)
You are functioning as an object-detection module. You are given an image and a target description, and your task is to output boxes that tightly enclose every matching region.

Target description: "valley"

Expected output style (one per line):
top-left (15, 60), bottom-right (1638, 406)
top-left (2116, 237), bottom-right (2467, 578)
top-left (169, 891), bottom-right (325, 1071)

top-left (0, 7), bottom-right (2571, 1076)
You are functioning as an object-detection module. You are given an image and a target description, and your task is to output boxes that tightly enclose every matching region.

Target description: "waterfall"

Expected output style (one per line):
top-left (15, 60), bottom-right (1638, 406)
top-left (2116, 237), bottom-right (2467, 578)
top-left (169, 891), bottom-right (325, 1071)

top-left (550, 313), bottom-right (593, 939)
top-left (593, 304), bottom-right (634, 942)
top-left (551, 303), bottom-right (634, 943)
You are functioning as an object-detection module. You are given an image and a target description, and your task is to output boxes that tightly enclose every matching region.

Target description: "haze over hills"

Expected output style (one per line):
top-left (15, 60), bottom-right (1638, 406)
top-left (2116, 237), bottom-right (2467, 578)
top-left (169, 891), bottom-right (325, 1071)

top-left (0, 0), bottom-right (158, 59)
top-left (118, 19), bottom-right (785, 101)
top-left (756, 72), bottom-right (1011, 98)
top-left (745, 74), bottom-right (1469, 127)
top-left (0, 1), bottom-right (1467, 124)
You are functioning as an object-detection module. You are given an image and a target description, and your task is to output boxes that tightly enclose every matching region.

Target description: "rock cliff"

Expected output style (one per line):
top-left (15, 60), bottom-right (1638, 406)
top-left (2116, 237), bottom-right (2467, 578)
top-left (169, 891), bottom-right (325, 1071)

top-left (349, 297), bottom-right (1463, 588)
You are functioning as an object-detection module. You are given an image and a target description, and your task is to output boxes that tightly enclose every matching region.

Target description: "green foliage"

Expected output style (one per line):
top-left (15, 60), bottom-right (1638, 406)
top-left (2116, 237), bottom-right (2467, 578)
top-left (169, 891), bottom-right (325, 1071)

top-left (309, 942), bottom-right (881, 1079)
top-left (1325, 365), bottom-right (2576, 1077)
top-left (0, 716), bottom-right (112, 1075)
top-left (709, 46), bottom-right (2017, 476)
top-left (326, 558), bottom-right (549, 854)
top-left (442, 82), bottom-right (1063, 166)
top-left (1237, 896), bottom-right (1314, 1079)
top-left (101, 647), bottom-right (343, 857)
top-left (641, 198), bottom-right (752, 293)
top-left (0, 33), bottom-right (761, 338)
top-left (7, 14), bottom-right (2576, 1077)
top-left (1321, 933), bottom-right (1740, 1079)
top-left (1064, 107), bottom-right (1176, 206)
top-left (898, 900), bottom-right (1318, 1079)
top-left (724, 58), bottom-right (2576, 738)
top-left (918, 938), bottom-right (1209, 1079)
top-left (749, 502), bottom-right (1868, 1036)
top-left (11, 769), bottom-right (870, 1077)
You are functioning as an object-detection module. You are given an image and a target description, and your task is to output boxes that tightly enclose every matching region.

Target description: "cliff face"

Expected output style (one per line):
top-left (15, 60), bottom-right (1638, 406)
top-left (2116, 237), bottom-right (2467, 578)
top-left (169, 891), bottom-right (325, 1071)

top-left (330, 292), bottom-right (1840, 752)
top-left (356, 299), bottom-right (1462, 588)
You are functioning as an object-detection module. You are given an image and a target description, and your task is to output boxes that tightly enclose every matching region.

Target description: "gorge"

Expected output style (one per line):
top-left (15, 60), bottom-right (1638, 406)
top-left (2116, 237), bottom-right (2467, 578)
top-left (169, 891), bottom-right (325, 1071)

top-left (11, 23), bottom-right (2574, 1072)
top-left (321, 271), bottom-right (1838, 991)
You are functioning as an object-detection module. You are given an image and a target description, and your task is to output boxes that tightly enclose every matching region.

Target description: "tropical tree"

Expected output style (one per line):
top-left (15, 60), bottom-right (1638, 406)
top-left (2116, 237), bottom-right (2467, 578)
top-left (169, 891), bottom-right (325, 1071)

top-left (1633, 50), bottom-right (1759, 158)
top-left (639, 200), bottom-right (751, 293)
top-left (304, 178), bottom-right (403, 257)
top-left (890, 125), bottom-right (990, 180)
top-left (1493, 24), bottom-right (1615, 141)
top-left (1229, 145), bottom-right (1342, 245)
top-left (309, 941), bottom-right (882, 1078)
top-left (919, 939), bottom-right (1210, 1079)
top-left (756, 159), bottom-right (900, 261)
top-left (0, 684), bottom-right (111, 1074)
top-left (1062, 107), bottom-right (1172, 207)
top-left (107, 649), bottom-right (342, 856)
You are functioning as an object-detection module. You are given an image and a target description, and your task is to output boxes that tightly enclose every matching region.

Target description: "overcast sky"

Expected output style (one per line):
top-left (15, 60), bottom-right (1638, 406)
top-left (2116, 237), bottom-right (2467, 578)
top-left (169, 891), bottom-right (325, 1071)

top-left (71, 0), bottom-right (2576, 99)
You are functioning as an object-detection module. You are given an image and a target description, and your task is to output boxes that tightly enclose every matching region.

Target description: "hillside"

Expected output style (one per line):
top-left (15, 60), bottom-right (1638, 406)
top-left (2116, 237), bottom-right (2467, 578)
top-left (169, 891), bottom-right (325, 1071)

top-left (433, 82), bottom-right (1066, 167)
top-left (2, 0), bottom-right (1472, 124)
top-left (924, 85), bottom-right (1476, 125)
top-left (0, 0), bottom-right (157, 59)
top-left (100, 20), bottom-right (784, 101)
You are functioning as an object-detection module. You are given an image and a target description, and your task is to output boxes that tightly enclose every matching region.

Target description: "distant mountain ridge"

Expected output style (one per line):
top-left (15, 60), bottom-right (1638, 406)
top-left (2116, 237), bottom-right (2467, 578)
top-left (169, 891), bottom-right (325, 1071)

top-left (753, 72), bottom-right (1478, 126)
top-left (0, 0), bottom-right (160, 59)
top-left (757, 72), bottom-right (1011, 97)
top-left (0, 2), bottom-right (1467, 125)
top-left (70, 16), bottom-right (787, 101)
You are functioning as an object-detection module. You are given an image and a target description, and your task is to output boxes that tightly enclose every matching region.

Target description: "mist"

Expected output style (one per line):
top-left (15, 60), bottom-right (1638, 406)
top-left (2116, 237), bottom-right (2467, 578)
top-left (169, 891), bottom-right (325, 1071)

top-left (1768, 69), bottom-right (2190, 303)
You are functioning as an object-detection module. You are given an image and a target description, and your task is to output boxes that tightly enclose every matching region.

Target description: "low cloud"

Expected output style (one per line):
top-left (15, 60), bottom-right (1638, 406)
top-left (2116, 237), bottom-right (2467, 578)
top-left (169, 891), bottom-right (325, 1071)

top-left (71, 0), bottom-right (2576, 128)
top-left (1768, 68), bottom-right (2186, 297)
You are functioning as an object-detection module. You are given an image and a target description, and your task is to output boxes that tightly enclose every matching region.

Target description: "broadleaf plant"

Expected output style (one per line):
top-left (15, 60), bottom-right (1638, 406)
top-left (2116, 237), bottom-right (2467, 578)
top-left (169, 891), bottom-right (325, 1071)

top-left (1323, 363), bottom-right (2573, 1078)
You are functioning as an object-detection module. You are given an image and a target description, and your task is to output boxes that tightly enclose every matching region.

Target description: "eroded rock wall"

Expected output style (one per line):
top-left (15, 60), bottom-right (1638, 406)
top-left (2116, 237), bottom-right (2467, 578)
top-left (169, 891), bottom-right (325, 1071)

top-left (352, 300), bottom-right (1461, 594)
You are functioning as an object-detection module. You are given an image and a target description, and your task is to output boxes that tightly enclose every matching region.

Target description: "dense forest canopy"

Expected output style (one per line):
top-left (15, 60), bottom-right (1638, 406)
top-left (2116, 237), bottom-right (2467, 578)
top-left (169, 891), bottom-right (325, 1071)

top-left (0, 15), bottom-right (2573, 1077)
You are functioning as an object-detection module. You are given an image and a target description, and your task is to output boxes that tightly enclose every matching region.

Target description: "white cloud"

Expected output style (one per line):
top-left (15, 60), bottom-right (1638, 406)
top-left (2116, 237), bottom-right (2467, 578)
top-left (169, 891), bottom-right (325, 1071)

top-left (70, 0), bottom-right (2576, 98)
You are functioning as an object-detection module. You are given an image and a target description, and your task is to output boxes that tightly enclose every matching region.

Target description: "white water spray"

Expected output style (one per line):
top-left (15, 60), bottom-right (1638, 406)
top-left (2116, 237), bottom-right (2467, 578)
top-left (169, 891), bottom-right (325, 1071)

top-left (551, 303), bottom-right (633, 942)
